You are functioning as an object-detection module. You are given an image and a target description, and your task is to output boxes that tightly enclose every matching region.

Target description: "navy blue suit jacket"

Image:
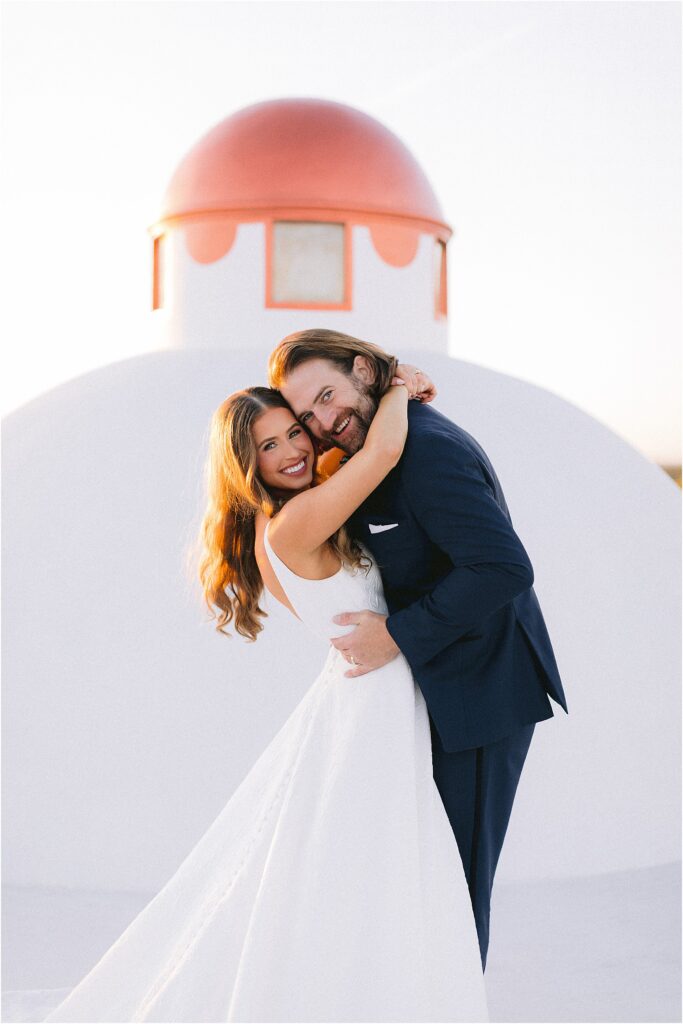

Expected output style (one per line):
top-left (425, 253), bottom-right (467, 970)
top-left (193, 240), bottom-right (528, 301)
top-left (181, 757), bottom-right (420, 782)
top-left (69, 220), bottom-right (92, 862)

top-left (348, 400), bottom-right (568, 752)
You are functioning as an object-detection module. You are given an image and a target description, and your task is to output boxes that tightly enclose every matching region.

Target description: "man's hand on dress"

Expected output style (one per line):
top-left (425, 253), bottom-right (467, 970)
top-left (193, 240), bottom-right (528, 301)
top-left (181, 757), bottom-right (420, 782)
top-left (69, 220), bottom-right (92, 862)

top-left (330, 611), bottom-right (401, 677)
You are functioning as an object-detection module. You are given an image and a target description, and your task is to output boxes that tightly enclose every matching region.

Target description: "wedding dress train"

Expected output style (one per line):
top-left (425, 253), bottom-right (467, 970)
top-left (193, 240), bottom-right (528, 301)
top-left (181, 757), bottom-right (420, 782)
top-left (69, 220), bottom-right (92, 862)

top-left (44, 525), bottom-right (488, 1022)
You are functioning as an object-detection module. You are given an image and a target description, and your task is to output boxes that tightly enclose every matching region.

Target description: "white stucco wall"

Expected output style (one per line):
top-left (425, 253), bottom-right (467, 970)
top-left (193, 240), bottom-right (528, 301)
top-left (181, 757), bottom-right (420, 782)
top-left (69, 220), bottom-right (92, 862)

top-left (154, 224), bottom-right (449, 354)
top-left (2, 348), bottom-right (679, 894)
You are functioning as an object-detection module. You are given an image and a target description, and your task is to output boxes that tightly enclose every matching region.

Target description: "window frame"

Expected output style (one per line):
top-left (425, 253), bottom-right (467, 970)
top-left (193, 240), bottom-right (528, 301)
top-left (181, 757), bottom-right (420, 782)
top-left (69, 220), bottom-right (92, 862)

top-left (265, 217), bottom-right (353, 310)
top-left (434, 237), bottom-right (448, 320)
top-left (152, 234), bottom-right (165, 311)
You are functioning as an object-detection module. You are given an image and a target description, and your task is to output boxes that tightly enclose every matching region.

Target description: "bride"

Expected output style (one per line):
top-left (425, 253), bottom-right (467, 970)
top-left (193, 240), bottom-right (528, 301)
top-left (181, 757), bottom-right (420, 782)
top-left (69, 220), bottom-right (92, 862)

top-left (43, 367), bottom-right (488, 1023)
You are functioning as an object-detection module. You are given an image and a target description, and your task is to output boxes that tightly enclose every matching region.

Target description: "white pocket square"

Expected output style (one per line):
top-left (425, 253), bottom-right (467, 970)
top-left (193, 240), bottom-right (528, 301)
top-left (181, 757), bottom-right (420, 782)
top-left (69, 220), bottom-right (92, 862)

top-left (368, 523), bottom-right (399, 534)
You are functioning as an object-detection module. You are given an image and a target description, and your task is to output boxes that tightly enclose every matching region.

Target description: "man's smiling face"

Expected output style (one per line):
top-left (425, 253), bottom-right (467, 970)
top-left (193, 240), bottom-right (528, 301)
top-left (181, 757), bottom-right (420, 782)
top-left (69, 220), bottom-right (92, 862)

top-left (279, 357), bottom-right (378, 455)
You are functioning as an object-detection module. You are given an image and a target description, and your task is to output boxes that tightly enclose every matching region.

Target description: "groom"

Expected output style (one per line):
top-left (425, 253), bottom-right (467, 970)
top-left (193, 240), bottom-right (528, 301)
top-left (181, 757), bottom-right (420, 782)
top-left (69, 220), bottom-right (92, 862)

top-left (268, 328), bottom-right (568, 971)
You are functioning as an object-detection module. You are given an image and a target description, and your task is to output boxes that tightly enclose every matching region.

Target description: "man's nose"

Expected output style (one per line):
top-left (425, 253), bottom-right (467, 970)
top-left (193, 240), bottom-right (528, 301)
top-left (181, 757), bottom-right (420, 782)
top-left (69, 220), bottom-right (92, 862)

top-left (317, 405), bottom-right (337, 431)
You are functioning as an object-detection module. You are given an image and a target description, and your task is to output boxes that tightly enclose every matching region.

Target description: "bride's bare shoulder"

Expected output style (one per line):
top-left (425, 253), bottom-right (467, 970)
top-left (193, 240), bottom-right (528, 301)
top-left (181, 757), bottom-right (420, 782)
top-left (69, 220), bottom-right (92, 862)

top-left (253, 510), bottom-right (299, 617)
top-left (253, 511), bottom-right (272, 567)
top-left (254, 510), bottom-right (270, 543)
top-left (254, 510), bottom-right (279, 569)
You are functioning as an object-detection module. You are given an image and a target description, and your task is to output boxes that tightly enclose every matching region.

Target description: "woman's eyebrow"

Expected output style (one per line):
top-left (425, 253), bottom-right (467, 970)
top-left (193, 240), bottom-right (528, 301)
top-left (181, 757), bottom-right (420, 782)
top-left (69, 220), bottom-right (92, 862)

top-left (259, 423), bottom-right (300, 446)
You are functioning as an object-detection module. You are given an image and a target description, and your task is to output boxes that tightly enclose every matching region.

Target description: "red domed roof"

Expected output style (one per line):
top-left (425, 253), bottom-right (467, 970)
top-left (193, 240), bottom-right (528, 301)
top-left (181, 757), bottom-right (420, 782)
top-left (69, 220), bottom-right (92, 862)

top-left (159, 98), bottom-right (449, 232)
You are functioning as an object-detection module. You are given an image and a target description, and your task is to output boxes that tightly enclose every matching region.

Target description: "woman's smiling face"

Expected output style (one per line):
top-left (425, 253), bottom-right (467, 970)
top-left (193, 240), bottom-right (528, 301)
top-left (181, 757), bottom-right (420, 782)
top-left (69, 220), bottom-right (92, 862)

top-left (253, 406), bottom-right (315, 496)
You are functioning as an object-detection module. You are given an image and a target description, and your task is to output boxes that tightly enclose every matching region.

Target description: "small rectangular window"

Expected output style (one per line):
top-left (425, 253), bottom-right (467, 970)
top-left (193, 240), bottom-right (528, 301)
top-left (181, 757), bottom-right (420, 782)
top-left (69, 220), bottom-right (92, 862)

top-left (152, 235), bottom-right (165, 310)
top-left (434, 239), bottom-right (447, 318)
top-left (271, 221), bottom-right (346, 306)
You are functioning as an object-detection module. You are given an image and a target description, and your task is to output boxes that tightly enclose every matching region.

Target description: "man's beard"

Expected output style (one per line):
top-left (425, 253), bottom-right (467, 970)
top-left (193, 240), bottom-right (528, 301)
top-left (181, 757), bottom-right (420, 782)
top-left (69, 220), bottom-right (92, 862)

top-left (323, 384), bottom-right (378, 455)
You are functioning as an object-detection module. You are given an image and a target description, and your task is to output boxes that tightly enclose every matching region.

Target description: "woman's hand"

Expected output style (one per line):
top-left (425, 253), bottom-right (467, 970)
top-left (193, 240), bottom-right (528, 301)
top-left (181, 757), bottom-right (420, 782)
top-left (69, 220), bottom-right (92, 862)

top-left (366, 379), bottom-right (409, 461)
top-left (392, 363), bottom-right (437, 403)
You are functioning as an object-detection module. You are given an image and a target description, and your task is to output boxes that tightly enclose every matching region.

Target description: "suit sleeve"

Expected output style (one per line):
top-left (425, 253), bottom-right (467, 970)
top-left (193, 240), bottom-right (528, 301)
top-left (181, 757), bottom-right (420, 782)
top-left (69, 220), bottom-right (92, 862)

top-left (385, 432), bottom-right (534, 668)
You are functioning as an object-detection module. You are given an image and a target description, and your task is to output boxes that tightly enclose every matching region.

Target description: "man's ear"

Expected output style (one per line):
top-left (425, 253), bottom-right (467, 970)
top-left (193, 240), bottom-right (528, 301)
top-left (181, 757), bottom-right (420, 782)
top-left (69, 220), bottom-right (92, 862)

top-left (352, 355), bottom-right (375, 385)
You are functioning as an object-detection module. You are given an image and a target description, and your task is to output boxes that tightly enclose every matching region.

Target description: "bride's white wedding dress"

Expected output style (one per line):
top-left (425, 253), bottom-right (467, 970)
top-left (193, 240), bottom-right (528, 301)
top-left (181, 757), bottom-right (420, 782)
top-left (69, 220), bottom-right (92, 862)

top-left (44, 525), bottom-right (488, 1023)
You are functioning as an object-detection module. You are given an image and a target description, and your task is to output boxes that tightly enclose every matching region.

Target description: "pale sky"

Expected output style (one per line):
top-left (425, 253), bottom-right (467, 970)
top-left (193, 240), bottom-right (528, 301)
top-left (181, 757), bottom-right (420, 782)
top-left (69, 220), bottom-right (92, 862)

top-left (1, 0), bottom-right (680, 463)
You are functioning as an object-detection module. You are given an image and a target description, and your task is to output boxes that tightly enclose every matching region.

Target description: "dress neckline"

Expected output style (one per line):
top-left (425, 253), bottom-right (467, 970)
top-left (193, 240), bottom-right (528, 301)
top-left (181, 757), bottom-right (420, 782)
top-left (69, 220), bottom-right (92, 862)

top-left (263, 521), bottom-right (344, 583)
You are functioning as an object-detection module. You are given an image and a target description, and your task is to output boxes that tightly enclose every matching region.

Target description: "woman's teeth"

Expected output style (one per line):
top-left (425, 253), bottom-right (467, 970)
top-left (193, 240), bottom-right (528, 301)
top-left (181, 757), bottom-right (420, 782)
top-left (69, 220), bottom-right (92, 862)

top-left (282, 458), bottom-right (307, 475)
top-left (334, 416), bottom-right (351, 435)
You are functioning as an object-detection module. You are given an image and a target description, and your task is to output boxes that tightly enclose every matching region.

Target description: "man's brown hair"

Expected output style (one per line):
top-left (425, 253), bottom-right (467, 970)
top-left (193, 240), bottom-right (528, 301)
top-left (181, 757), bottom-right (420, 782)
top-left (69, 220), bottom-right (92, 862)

top-left (267, 328), bottom-right (398, 398)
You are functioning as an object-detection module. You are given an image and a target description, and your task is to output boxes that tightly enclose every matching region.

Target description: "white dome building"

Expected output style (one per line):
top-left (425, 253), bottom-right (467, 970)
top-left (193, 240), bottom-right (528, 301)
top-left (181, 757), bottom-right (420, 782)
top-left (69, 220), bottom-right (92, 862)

top-left (3, 98), bottom-right (680, 1023)
top-left (149, 98), bottom-right (451, 352)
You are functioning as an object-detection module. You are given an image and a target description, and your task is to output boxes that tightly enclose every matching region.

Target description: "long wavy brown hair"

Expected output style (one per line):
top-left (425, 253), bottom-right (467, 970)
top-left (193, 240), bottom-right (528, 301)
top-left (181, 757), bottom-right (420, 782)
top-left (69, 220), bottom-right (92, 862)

top-left (268, 328), bottom-right (398, 397)
top-left (197, 386), bottom-right (369, 642)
